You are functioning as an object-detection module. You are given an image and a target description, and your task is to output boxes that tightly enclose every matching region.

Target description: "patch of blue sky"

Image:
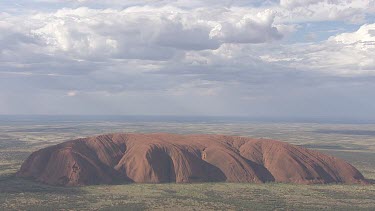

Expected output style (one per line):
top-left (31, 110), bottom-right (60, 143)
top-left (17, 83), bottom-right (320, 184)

top-left (366, 14), bottom-right (375, 23)
top-left (284, 21), bottom-right (362, 44)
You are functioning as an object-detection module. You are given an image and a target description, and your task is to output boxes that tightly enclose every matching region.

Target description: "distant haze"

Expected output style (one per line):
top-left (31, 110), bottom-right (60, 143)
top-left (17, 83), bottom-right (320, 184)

top-left (0, 1), bottom-right (375, 120)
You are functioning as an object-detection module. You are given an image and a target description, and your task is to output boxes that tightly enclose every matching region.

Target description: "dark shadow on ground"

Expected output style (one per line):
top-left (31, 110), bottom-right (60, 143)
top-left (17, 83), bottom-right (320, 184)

top-left (0, 173), bottom-right (83, 194)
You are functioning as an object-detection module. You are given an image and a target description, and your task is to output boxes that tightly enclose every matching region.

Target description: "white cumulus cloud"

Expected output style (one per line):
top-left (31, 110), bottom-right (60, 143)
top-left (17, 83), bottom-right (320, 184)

top-left (23, 6), bottom-right (284, 61)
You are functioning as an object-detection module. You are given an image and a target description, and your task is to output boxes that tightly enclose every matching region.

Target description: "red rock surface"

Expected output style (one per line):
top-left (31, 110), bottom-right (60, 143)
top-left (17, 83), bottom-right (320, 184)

top-left (17, 133), bottom-right (368, 186)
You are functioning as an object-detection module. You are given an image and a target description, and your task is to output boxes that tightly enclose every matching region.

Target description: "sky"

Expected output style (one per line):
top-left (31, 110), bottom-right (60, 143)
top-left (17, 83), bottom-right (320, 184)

top-left (0, 0), bottom-right (375, 120)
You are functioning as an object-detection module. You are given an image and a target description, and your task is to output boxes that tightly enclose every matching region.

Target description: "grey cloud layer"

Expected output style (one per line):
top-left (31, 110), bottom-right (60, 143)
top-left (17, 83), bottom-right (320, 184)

top-left (0, 1), bottom-right (375, 117)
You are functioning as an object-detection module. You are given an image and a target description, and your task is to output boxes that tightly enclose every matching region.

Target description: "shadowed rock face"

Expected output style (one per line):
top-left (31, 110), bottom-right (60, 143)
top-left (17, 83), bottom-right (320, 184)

top-left (17, 133), bottom-right (369, 186)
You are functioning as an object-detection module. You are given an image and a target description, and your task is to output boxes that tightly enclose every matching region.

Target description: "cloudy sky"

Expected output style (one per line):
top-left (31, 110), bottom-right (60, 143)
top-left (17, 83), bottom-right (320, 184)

top-left (0, 0), bottom-right (375, 120)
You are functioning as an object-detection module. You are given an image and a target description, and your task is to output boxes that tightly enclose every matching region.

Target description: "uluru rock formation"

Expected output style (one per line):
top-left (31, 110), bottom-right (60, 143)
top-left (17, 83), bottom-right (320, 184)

top-left (17, 133), bottom-right (369, 186)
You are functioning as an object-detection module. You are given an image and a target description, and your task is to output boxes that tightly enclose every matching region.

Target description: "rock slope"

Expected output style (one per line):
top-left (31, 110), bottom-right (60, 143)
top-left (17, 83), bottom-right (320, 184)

top-left (17, 133), bottom-right (368, 186)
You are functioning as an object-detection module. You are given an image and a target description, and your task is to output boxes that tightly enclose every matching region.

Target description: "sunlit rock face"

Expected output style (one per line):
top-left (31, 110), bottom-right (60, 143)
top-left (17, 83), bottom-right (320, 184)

top-left (17, 133), bottom-right (368, 186)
